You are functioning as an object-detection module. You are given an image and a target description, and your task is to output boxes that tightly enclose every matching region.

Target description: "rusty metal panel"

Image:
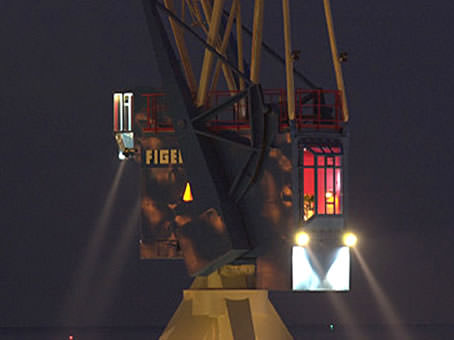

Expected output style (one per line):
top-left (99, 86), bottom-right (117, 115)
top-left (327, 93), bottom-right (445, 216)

top-left (134, 90), bottom-right (249, 276)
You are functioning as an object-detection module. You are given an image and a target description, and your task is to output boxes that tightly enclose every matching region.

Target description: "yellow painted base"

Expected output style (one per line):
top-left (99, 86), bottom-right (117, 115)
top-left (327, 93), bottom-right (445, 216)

top-left (160, 289), bottom-right (293, 340)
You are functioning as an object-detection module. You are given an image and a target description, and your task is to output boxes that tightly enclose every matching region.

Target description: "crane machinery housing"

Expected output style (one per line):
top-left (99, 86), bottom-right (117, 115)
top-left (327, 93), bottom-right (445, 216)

top-left (113, 0), bottom-right (355, 338)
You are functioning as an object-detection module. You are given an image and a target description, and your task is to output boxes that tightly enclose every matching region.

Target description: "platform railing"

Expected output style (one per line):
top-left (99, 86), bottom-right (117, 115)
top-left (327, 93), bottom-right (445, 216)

top-left (141, 89), bottom-right (344, 133)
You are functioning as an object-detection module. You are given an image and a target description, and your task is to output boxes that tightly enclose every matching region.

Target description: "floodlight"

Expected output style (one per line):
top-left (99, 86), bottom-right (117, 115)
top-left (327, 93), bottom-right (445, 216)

top-left (343, 232), bottom-right (357, 247)
top-left (295, 231), bottom-right (310, 246)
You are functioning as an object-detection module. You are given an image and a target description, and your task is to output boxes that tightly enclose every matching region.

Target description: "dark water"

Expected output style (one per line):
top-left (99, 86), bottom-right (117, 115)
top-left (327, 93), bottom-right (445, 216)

top-left (0, 325), bottom-right (453, 340)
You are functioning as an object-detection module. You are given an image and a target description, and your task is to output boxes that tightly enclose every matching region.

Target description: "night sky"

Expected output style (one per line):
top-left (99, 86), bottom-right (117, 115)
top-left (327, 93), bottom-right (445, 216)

top-left (1, 0), bottom-right (454, 338)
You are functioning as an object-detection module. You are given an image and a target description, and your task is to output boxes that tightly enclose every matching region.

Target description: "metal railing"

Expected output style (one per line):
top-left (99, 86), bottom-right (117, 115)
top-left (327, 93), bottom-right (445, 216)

top-left (141, 89), bottom-right (344, 133)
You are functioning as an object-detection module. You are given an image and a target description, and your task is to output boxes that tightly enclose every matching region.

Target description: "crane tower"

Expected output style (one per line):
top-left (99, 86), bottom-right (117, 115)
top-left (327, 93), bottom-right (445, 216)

top-left (113, 0), bottom-right (356, 338)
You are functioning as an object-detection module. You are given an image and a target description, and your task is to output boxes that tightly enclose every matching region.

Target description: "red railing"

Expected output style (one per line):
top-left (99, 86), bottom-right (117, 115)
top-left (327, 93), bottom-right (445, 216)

top-left (141, 89), bottom-right (344, 133)
top-left (292, 89), bottom-right (343, 130)
top-left (142, 93), bottom-right (172, 133)
top-left (203, 90), bottom-right (250, 131)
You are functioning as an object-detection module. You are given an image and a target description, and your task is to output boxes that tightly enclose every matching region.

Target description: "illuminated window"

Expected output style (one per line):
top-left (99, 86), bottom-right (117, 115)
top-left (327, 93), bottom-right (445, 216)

top-left (113, 92), bottom-right (133, 132)
top-left (299, 142), bottom-right (343, 221)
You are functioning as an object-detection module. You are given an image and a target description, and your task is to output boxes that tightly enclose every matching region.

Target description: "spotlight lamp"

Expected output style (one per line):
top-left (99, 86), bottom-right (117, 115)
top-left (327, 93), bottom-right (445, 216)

top-left (295, 231), bottom-right (310, 247)
top-left (343, 232), bottom-right (358, 247)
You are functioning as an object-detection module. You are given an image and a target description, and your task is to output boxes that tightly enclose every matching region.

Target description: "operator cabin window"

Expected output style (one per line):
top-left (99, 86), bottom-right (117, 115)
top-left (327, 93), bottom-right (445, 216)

top-left (300, 144), bottom-right (343, 221)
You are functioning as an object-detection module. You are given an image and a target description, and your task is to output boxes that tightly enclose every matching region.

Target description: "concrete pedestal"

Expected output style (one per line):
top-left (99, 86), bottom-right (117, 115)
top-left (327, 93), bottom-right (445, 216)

top-left (160, 290), bottom-right (293, 340)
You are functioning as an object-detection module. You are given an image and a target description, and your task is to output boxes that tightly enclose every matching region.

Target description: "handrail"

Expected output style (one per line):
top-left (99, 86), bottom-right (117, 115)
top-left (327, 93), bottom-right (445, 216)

top-left (140, 89), bottom-right (344, 133)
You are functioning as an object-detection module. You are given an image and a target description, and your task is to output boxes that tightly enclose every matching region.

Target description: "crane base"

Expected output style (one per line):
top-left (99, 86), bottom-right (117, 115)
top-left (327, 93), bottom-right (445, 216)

top-left (159, 289), bottom-right (293, 340)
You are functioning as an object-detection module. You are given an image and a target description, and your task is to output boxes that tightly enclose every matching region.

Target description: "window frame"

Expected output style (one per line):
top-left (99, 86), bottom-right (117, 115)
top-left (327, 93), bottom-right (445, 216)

top-left (299, 142), bottom-right (343, 222)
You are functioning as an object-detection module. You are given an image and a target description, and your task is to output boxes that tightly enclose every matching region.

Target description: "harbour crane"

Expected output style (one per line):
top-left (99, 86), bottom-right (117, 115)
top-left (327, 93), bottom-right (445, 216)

top-left (113, 1), bottom-right (356, 338)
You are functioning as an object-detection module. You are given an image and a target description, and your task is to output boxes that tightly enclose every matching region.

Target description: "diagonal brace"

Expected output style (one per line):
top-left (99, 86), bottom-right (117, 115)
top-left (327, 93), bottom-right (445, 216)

top-left (156, 2), bottom-right (251, 84)
top-left (191, 89), bottom-right (249, 123)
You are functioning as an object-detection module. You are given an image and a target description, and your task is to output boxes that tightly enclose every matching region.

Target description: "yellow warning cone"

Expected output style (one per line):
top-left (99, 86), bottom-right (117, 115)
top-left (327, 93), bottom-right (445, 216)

top-left (182, 182), bottom-right (193, 202)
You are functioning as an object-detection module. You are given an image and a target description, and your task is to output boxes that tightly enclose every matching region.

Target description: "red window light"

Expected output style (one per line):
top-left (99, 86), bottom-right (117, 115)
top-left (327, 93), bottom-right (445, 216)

top-left (300, 143), bottom-right (343, 221)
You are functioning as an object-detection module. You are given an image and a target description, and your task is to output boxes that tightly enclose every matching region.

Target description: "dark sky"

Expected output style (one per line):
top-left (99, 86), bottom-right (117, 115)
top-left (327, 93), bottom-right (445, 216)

top-left (1, 0), bottom-right (453, 334)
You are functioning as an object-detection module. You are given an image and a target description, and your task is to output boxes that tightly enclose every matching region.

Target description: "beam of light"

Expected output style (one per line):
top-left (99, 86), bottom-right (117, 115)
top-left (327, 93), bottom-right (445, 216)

top-left (292, 246), bottom-right (320, 290)
top-left (61, 161), bottom-right (126, 322)
top-left (304, 247), bottom-right (366, 340)
top-left (324, 247), bottom-right (350, 291)
top-left (89, 198), bottom-right (141, 320)
top-left (293, 246), bottom-right (350, 291)
top-left (353, 248), bottom-right (412, 340)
